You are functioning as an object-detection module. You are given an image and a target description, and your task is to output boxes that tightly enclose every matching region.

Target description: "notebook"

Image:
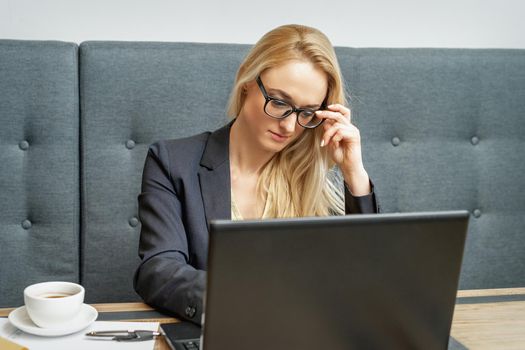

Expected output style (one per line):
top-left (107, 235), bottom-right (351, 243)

top-left (163, 210), bottom-right (470, 350)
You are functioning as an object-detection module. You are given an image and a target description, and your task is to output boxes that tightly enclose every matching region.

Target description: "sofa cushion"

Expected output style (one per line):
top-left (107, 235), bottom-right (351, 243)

top-left (79, 41), bottom-right (249, 302)
top-left (337, 48), bottom-right (525, 288)
top-left (0, 40), bottom-right (79, 307)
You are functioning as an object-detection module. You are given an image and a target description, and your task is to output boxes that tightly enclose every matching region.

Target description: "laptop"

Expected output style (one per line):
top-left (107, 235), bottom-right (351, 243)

top-left (161, 210), bottom-right (470, 350)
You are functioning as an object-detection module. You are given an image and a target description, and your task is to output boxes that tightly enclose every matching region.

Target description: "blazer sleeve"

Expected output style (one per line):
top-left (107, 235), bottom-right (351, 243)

top-left (344, 180), bottom-right (380, 214)
top-left (133, 142), bottom-right (205, 325)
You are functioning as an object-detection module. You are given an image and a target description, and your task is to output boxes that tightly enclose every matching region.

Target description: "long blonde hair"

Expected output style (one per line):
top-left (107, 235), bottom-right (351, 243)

top-left (227, 24), bottom-right (348, 217)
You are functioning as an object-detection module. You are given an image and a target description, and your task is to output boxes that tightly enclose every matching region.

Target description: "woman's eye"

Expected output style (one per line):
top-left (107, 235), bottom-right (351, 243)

top-left (270, 100), bottom-right (290, 109)
top-left (304, 110), bottom-right (314, 116)
top-left (300, 110), bottom-right (315, 118)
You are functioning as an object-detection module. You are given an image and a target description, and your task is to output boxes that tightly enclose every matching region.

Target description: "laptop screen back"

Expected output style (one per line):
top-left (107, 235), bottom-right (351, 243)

top-left (203, 211), bottom-right (469, 350)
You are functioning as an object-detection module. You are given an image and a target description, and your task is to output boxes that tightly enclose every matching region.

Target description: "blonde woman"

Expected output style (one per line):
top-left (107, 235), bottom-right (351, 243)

top-left (134, 24), bottom-right (379, 324)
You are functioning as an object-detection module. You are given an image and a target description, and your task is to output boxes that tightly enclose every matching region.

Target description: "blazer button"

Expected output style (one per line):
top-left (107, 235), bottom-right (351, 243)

top-left (185, 306), bottom-right (196, 318)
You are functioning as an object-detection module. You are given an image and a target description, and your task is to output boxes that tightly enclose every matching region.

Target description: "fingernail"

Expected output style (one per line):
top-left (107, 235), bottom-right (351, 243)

top-left (320, 140), bottom-right (325, 147)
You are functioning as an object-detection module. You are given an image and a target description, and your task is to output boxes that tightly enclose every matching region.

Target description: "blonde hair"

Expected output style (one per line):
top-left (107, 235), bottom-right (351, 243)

top-left (227, 24), bottom-right (348, 217)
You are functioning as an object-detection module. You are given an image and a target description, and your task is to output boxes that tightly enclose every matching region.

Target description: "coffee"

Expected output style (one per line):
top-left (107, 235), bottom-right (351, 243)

top-left (40, 293), bottom-right (73, 299)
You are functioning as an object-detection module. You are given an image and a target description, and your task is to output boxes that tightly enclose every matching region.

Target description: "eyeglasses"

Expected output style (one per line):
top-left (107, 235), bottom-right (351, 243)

top-left (256, 76), bottom-right (326, 129)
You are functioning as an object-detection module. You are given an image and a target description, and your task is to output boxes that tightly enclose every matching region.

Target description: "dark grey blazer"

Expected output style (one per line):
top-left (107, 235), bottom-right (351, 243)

top-left (134, 121), bottom-right (379, 324)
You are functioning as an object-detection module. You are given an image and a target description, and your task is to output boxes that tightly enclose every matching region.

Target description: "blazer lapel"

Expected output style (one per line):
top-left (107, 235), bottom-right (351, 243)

top-left (198, 121), bottom-right (234, 224)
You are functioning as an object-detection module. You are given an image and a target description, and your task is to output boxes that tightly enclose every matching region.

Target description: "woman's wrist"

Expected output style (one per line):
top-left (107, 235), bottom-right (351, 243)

top-left (342, 165), bottom-right (371, 196)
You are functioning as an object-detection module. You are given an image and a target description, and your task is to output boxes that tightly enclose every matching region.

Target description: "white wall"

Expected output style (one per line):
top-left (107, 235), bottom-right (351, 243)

top-left (1, 0), bottom-right (523, 48)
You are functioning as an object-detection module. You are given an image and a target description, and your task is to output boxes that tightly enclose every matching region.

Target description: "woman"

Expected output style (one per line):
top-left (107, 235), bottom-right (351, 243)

top-left (134, 24), bottom-right (379, 324)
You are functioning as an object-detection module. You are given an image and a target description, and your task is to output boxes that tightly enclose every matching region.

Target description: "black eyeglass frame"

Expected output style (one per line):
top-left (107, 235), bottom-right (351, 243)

top-left (256, 75), bottom-right (327, 129)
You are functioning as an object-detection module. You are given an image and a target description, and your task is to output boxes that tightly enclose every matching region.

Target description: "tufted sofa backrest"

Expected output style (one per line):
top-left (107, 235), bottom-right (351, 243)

top-left (0, 40), bottom-right (80, 306)
top-left (79, 42), bottom-right (246, 302)
top-left (1, 40), bottom-right (524, 307)
top-left (342, 48), bottom-right (525, 288)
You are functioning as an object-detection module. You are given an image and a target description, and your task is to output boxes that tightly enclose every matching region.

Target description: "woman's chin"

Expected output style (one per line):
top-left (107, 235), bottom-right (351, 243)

top-left (259, 139), bottom-right (287, 154)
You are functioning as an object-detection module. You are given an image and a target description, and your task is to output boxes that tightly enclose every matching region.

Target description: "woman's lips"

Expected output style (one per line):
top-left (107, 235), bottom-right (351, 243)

top-left (269, 130), bottom-right (290, 142)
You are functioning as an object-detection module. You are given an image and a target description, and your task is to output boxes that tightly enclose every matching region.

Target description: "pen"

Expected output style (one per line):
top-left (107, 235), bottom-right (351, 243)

top-left (85, 330), bottom-right (160, 341)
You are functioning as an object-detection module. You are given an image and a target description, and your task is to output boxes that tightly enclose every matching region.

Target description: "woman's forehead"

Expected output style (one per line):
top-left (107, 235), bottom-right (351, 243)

top-left (261, 61), bottom-right (328, 105)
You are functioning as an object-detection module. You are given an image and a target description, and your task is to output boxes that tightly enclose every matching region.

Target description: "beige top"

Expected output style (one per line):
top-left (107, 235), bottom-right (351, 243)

top-left (231, 189), bottom-right (270, 221)
top-left (230, 191), bottom-right (243, 221)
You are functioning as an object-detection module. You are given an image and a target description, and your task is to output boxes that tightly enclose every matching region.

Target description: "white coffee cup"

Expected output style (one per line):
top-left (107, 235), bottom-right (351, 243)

top-left (24, 281), bottom-right (85, 328)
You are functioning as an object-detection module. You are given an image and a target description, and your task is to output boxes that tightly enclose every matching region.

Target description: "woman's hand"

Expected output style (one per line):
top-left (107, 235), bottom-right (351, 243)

top-left (316, 104), bottom-right (371, 196)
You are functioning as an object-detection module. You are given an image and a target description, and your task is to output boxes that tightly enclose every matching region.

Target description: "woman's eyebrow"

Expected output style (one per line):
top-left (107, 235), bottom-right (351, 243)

top-left (268, 87), bottom-right (321, 109)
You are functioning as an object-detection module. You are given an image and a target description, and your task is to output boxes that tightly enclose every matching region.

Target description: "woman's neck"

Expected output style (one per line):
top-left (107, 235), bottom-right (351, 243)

top-left (229, 118), bottom-right (275, 176)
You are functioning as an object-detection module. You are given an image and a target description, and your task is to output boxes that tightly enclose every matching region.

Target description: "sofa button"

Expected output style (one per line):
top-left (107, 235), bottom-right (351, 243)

top-left (21, 219), bottom-right (32, 229)
top-left (126, 140), bottom-right (136, 149)
top-left (19, 140), bottom-right (29, 150)
top-left (185, 306), bottom-right (196, 318)
top-left (391, 137), bottom-right (400, 146)
top-left (471, 136), bottom-right (479, 145)
top-left (129, 216), bottom-right (139, 227)
top-left (473, 209), bottom-right (481, 218)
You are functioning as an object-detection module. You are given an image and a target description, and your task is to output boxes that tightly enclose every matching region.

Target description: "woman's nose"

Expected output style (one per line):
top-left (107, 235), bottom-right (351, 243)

top-left (279, 113), bottom-right (297, 133)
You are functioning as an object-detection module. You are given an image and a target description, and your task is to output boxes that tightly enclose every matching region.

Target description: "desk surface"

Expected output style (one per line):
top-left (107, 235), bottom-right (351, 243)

top-left (1, 287), bottom-right (525, 350)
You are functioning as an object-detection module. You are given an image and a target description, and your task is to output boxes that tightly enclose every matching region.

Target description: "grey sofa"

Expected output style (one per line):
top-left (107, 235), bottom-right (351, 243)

top-left (1, 39), bottom-right (524, 308)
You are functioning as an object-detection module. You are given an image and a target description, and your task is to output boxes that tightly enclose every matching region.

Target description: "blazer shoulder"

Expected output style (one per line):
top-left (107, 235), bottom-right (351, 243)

top-left (146, 132), bottom-right (212, 174)
top-left (146, 121), bottom-right (232, 174)
top-left (149, 132), bottom-right (211, 159)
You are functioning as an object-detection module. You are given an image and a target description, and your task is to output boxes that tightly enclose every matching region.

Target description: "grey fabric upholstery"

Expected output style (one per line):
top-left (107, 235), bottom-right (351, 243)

top-left (0, 40), bottom-right (524, 307)
top-left (79, 42), bottom-right (247, 303)
top-left (337, 48), bottom-right (525, 288)
top-left (0, 40), bottom-right (79, 307)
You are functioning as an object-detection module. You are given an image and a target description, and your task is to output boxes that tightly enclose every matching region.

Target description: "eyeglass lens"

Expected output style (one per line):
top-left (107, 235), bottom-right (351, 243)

top-left (265, 100), bottom-right (323, 128)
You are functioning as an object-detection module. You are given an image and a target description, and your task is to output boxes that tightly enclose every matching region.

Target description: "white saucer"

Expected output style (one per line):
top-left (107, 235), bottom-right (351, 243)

top-left (8, 304), bottom-right (98, 337)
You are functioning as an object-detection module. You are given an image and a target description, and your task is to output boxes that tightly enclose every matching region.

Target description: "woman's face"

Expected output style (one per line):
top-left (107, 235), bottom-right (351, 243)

top-left (238, 60), bottom-right (328, 153)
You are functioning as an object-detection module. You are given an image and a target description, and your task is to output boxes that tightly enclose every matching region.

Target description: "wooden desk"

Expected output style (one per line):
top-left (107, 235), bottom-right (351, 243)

top-left (1, 287), bottom-right (525, 350)
top-left (451, 288), bottom-right (525, 349)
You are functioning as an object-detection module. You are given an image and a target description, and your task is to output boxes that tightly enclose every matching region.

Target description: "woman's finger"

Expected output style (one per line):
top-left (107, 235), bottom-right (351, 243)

top-left (326, 104), bottom-right (351, 118)
top-left (321, 122), bottom-right (346, 147)
top-left (315, 109), bottom-right (350, 125)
